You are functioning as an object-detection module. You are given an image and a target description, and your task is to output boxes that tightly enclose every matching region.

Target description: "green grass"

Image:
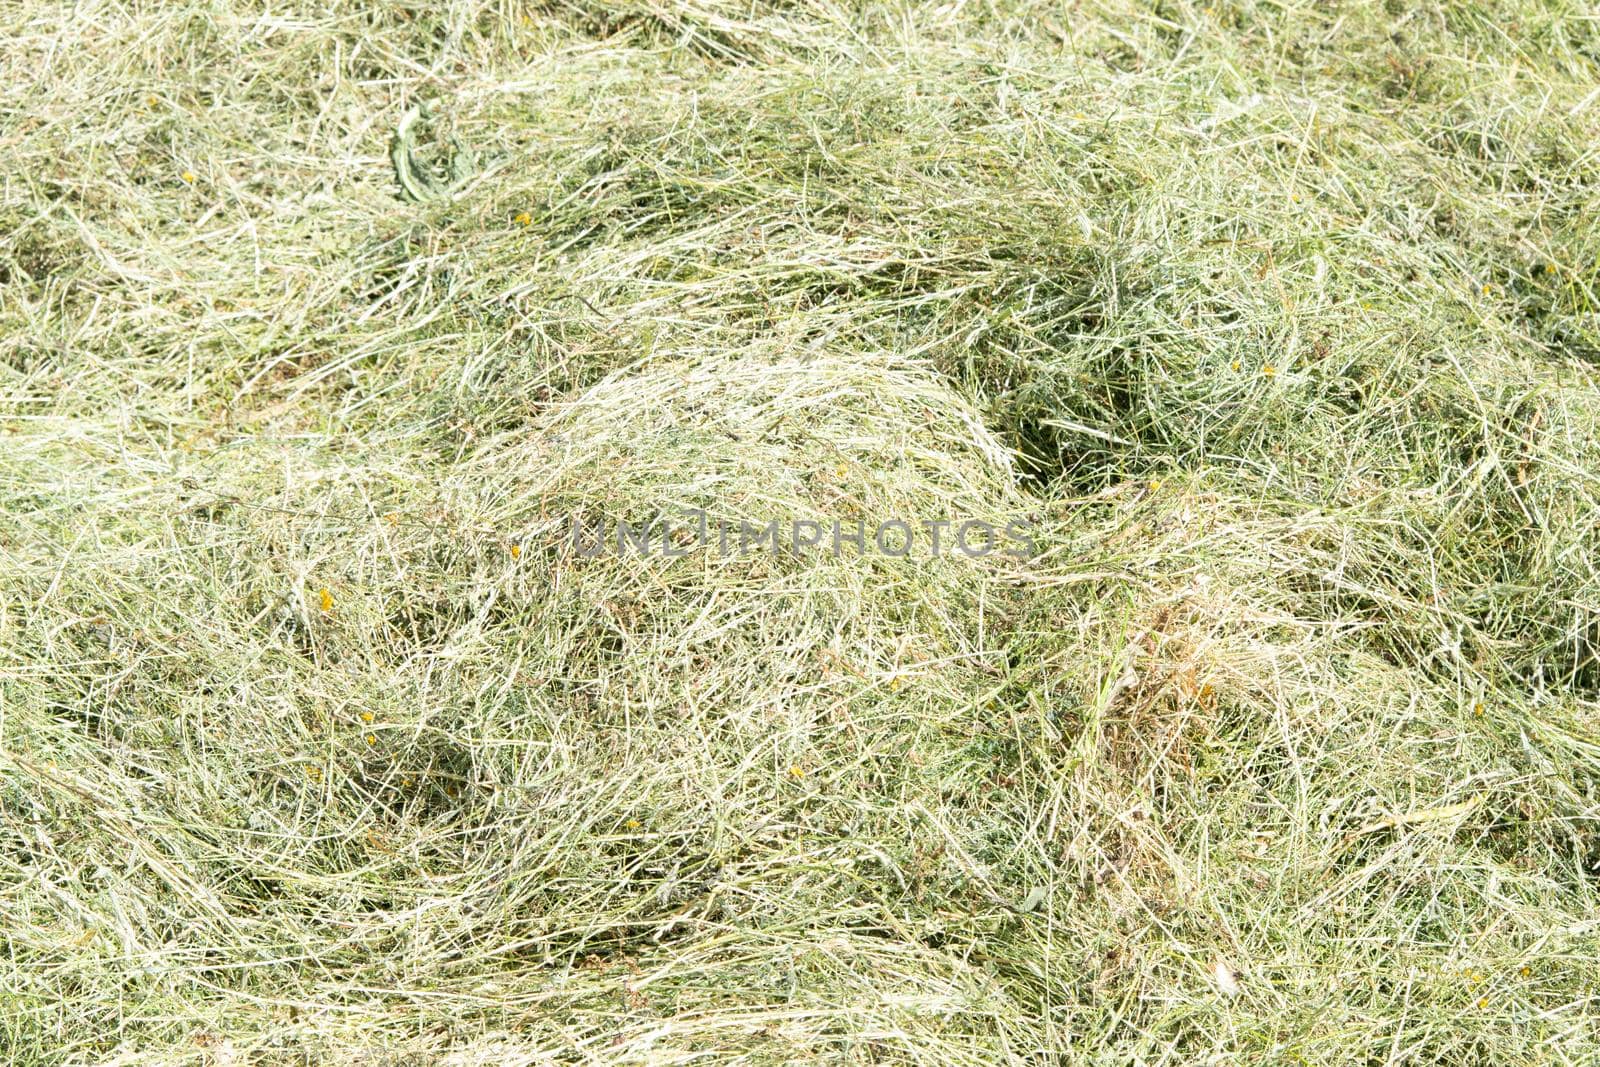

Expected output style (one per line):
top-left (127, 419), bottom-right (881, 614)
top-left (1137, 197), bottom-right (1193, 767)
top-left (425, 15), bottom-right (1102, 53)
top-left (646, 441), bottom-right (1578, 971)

top-left (3, 0), bottom-right (1600, 1062)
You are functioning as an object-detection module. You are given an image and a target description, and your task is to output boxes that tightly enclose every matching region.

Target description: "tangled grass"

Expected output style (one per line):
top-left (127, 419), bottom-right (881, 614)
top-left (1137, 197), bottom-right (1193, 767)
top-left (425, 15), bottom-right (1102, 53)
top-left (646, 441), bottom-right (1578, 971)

top-left (3, 0), bottom-right (1600, 1062)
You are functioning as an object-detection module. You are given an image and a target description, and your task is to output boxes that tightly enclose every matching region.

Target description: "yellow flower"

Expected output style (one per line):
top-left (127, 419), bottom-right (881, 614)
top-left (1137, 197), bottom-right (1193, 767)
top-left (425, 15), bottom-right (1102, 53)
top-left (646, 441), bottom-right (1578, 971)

top-left (365, 734), bottom-right (376, 746)
top-left (1476, 997), bottom-right (1487, 1009)
top-left (1262, 365), bottom-right (1277, 376)
top-left (1473, 702), bottom-right (1484, 718)
top-left (510, 543), bottom-right (521, 559)
top-left (514, 212), bottom-right (532, 226)
top-left (361, 711), bottom-right (374, 723)
top-left (181, 170), bottom-right (196, 183)
top-left (319, 588), bottom-right (333, 613)
top-left (1148, 479), bottom-right (1163, 492)
top-left (146, 95), bottom-right (159, 107)
top-left (1481, 283), bottom-right (1493, 296)
top-left (835, 463), bottom-right (849, 477)
top-left (787, 765), bottom-right (805, 779)
top-left (1231, 360), bottom-right (1241, 371)
top-left (1544, 263), bottom-right (1557, 275)
top-left (625, 818), bottom-right (641, 830)
top-left (889, 676), bottom-right (903, 691)
top-left (402, 776), bottom-right (413, 786)
top-left (1519, 966), bottom-right (1532, 977)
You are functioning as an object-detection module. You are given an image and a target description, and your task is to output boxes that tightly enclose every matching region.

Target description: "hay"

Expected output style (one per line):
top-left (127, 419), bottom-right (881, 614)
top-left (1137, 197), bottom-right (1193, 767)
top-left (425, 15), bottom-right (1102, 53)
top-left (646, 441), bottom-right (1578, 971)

top-left (3, 0), bottom-right (1599, 1062)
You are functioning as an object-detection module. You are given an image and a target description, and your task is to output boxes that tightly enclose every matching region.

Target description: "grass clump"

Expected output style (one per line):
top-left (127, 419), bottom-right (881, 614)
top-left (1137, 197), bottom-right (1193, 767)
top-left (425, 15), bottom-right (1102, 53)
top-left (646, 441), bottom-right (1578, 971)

top-left (3, 0), bottom-right (1600, 1063)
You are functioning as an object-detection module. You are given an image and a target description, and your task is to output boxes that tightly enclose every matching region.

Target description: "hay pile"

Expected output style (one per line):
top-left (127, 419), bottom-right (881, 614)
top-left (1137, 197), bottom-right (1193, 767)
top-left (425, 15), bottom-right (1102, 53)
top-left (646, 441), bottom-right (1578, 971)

top-left (3, 1), bottom-right (1599, 1062)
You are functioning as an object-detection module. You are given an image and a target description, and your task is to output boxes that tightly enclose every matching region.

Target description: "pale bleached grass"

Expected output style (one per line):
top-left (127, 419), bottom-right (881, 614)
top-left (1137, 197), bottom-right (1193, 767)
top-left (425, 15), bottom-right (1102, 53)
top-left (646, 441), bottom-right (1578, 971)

top-left (3, 0), bottom-right (1600, 1063)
